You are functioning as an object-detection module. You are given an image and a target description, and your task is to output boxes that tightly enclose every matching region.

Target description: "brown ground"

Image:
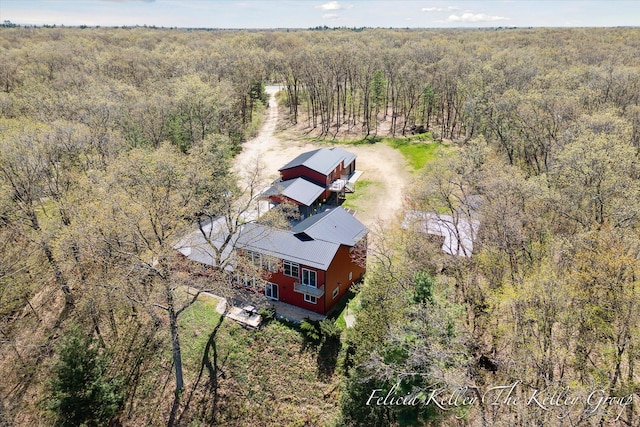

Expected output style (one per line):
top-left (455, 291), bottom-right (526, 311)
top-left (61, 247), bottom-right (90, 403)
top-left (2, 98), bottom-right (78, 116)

top-left (234, 86), bottom-right (412, 229)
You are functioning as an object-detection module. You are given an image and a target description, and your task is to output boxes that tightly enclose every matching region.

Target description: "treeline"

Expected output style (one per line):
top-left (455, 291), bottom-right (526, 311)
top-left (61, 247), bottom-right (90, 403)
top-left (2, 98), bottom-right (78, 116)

top-left (1, 26), bottom-right (640, 426)
top-left (319, 29), bottom-right (640, 427)
top-left (0, 26), bottom-right (276, 426)
top-left (341, 136), bottom-right (640, 425)
top-left (275, 27), bottom-right (640, 150)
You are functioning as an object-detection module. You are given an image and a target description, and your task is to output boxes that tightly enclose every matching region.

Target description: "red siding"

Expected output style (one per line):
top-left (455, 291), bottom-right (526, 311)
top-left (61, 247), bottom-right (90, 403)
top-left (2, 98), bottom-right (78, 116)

top-left (267, 194), bottom-right (301, 206)
top-left (280, 166), bottom-right (326, 187)
top-left (265, 264), bottom-right (327, 315)
top-left (324, 242), bottom-right (366, 314)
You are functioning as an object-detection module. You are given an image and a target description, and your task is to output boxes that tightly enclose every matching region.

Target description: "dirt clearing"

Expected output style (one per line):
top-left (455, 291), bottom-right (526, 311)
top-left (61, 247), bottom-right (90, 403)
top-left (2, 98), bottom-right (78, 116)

top-left (234, 86), bottom-right (413, 228)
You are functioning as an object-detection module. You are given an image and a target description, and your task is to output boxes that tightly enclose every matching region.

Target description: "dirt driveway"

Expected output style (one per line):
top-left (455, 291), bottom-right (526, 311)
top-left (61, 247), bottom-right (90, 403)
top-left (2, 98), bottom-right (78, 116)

top-left (234, 86), bottom-right (412, 228)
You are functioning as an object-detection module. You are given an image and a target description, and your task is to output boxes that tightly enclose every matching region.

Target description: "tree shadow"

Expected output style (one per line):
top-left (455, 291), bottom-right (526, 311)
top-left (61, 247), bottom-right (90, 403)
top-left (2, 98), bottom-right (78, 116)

top-left (316, 334), bottom-right (341, 379)
top-left (177, 313), bottom-right (226, 426)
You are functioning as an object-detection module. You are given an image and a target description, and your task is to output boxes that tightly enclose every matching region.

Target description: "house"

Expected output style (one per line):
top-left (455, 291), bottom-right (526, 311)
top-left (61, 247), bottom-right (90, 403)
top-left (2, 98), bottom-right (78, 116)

top-left (177, 206), bottom-right (367, 315)
top-left (402, 210), bottom-right (480, 257)
top-left (263, 147), bottom-right (363, 218)
top-left (177, 147), bottom-right (368, 316)
top-left (236, 206), bottom-right (367, 315)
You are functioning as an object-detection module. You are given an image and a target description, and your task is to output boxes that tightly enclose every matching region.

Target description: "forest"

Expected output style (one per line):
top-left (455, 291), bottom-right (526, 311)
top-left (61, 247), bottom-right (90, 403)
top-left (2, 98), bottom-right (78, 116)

top-left (1, 26), bottom-right (640, 426)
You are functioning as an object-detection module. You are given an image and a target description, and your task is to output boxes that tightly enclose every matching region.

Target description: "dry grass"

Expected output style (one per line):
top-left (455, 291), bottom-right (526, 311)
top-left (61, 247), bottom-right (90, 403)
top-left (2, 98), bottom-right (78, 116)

top-left (178, 301), bottom-right (342, 426)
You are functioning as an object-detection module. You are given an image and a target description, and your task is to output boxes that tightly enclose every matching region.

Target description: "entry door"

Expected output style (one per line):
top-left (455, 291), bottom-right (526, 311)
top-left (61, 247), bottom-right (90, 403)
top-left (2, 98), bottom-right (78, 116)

top-left (265, 282), bottom-right (279, 300)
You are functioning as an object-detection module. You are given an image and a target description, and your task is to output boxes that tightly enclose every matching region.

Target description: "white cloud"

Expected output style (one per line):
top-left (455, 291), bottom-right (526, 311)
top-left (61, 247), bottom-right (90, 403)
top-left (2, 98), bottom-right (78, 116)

top-left (446, 12), bottom-right (509, 23)
top-left (422, 6), bottom-right (460, 12)
top-left (318, 1), bottom-right (343, 10)
top-left (323, 13), bottom-right (340, 20)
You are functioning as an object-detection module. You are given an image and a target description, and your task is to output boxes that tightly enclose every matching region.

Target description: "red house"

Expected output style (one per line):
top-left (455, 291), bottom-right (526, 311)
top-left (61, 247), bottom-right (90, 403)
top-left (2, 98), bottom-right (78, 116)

top-left (178, 147), bottom-right (367, 316)
top-left (264, 147), bottom-right (362, 218)
top-left (236, 206), bottom-right (367, 315)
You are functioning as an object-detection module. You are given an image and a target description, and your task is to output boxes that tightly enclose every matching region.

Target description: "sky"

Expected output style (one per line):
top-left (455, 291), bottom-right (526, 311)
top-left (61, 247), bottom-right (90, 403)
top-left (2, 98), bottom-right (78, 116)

top-left (1, 0), bottom-right (639, 29)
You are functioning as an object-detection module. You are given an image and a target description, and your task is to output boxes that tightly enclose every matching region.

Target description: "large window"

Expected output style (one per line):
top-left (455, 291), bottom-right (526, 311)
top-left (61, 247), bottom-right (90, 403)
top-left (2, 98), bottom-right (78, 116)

top-left (246, 251), bottom-right (279, 272)
top-left (304, 294), bottom-right (317, 304)
top-left (302, 268), bottom-right (317, 287)
top-left (246, 250), bottom-right (261, 268)
top-left (237, 273), bottom-right (257, 288)
top-left (283, 260), bottom-right (299, 278)
top-left (264, 256), bottom-right (279, 272)
top-left (265, 283), bottom-right (279, 300)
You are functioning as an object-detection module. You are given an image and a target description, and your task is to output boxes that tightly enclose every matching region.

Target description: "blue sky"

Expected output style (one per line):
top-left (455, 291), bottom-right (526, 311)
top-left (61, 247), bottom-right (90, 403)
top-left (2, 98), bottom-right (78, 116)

top-left (1, 1), bottom-right (638, 28)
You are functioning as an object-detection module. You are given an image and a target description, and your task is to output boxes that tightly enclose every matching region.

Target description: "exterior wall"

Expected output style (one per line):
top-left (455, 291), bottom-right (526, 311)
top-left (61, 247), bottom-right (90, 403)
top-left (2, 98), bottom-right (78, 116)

top-left (345, 159), bottom-right (356, 176)
top-left (323, 241), bottom-right (367, 314)
top-left (280, 166), bottom-right (326, 187)
top-left (267, 194), bottom-right (301, 206)
top-left (264, 262), bottom-right (327, 315)
top-left (280, 160), bottom-right (357, 206)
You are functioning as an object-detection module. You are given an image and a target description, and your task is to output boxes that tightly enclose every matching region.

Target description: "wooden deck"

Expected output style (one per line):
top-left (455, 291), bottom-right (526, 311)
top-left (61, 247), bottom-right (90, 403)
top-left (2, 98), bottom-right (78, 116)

top-left (226, 305), bottom-right (263, 329)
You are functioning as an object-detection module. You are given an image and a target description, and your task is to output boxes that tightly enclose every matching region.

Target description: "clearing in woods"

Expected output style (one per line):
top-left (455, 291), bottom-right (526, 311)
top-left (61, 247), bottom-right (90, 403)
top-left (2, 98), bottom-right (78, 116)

top-left (234, 85), bottom-right (413, 228)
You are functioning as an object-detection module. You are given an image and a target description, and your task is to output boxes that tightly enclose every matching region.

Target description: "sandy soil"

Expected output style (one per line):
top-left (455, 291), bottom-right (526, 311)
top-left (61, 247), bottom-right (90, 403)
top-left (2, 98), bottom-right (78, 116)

top-left (234, 86), bottom-right (412, 229)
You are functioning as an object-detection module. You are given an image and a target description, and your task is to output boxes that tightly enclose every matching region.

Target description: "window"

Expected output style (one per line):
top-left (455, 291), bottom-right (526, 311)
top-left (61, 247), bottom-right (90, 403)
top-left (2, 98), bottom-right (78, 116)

top-left (238, 273), bottom-right (257, 288)
top-left (332, 287), bottom-right (339, 299)
top-left (264, 256), bottom-right (279, 272)
top-left (283, 260), bottom-right (299, 278)
top-left (304, 294), bottom-right (317, 304)
top-left (265, 283), bottom-right (279, 300)
top-left (247, 251), bottom-right (279, 272)
top-left (246, 250), bottom-right (261, 268)
top-left (302, 268), bottom-right (317, 287)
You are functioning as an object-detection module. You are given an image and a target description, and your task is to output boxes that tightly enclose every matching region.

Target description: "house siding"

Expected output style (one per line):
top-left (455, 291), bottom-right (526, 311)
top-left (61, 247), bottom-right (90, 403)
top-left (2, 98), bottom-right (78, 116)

top-left (280, 166), bottom-right (326, 187)
top-left (265, 263), bottom-right (327, 315)
top-left (267, 194), bottom-right (302, 206)
top-left (324, 242), bottom-right (366, 314)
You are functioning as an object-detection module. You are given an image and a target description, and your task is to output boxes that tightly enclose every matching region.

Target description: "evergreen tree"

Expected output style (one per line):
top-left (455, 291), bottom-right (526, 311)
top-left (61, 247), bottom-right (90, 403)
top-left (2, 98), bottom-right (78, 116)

top-left (47, 325), bottom-right (123, 427)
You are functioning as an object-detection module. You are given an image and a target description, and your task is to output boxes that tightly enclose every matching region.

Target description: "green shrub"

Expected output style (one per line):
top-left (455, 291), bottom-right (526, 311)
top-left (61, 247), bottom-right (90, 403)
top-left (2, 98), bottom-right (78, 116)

top-left (47, 324), bottom-right (124, 427)
top-left (300, 318), bottom-right (322, 343)
top-left (258, 307), bottom-right (276, 323)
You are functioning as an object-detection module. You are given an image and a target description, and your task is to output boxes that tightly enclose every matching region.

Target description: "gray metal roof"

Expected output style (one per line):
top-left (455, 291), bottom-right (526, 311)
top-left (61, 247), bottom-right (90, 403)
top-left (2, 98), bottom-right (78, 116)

top-left (292, 207), bottom-right (368, 246)
top-left (401, 210), bottom-right (480, 257)
top-left (263, 177), bottom-right (325, 206)
top-left (177, 208), bottom-right (368, 272)
top-left (237, 207), bottom-right (367, 269)
top-left (236, 223), bottom-right (340, 270)
top-left (278, 147), bottom-right (356, 176)
top-left (330, 147), bottom-right (356, 168)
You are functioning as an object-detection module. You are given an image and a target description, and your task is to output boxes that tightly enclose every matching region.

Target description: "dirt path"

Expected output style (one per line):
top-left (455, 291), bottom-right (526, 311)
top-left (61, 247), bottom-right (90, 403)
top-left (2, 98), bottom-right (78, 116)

top-left (234, 86), bottom-right (412, 229)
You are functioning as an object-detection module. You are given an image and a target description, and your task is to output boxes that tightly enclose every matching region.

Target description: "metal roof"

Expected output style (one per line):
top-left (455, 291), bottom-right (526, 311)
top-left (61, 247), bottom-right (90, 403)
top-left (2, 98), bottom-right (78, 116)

top-left (237, 223), bottom-right (340, 270)
top-left (292, 207), bottom-right (368, 246)
top-left (177, 208), bottom-right (368, 272)
top-left (263, 177), bottom-right (325, 206)
top-left (401, 210), bottom-right (480, 257)
top-left (330, 147), bottom-right (356, 168)
top-left (278, 147), bottom-right (356, 176)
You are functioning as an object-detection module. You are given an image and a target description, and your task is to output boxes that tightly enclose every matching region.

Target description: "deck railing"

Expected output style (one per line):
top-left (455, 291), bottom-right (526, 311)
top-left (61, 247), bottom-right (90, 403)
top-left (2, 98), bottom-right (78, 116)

top-left (294, 282), bottom-right (325, 297)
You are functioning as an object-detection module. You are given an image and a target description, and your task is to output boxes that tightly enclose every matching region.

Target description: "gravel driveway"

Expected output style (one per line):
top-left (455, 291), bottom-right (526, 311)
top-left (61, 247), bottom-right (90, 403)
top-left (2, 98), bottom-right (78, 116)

top-left (234, 85), bottom-right (411, 229)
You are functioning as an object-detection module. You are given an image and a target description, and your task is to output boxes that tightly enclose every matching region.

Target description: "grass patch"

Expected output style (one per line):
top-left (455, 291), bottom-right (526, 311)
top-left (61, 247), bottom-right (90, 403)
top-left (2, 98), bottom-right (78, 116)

top-left (385, 134), bottom-right (452, 171)
top-left (341, 179), bottom-right (381, 211)
top-left (178, 302), bottom-right (342, 425)
top-left (335, 292), bottom-right (362, 330)
top-left (178, 298), bottom-right (223, 373)
top-left (303, 131), bottom-right (452, 172)
top-left (328, 287), bottom-right (357, 329)
top-left (301, 134), bottom-right (383, 146)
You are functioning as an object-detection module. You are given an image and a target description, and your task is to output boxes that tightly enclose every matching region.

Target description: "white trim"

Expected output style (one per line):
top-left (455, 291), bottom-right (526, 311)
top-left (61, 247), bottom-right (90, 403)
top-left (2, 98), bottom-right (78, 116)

top-left (301, 268), bottom-right (317, 288)
top-left (283, 260), bottom-right (300, 278)
top-left (265, 282), bottom-right (279, 300)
